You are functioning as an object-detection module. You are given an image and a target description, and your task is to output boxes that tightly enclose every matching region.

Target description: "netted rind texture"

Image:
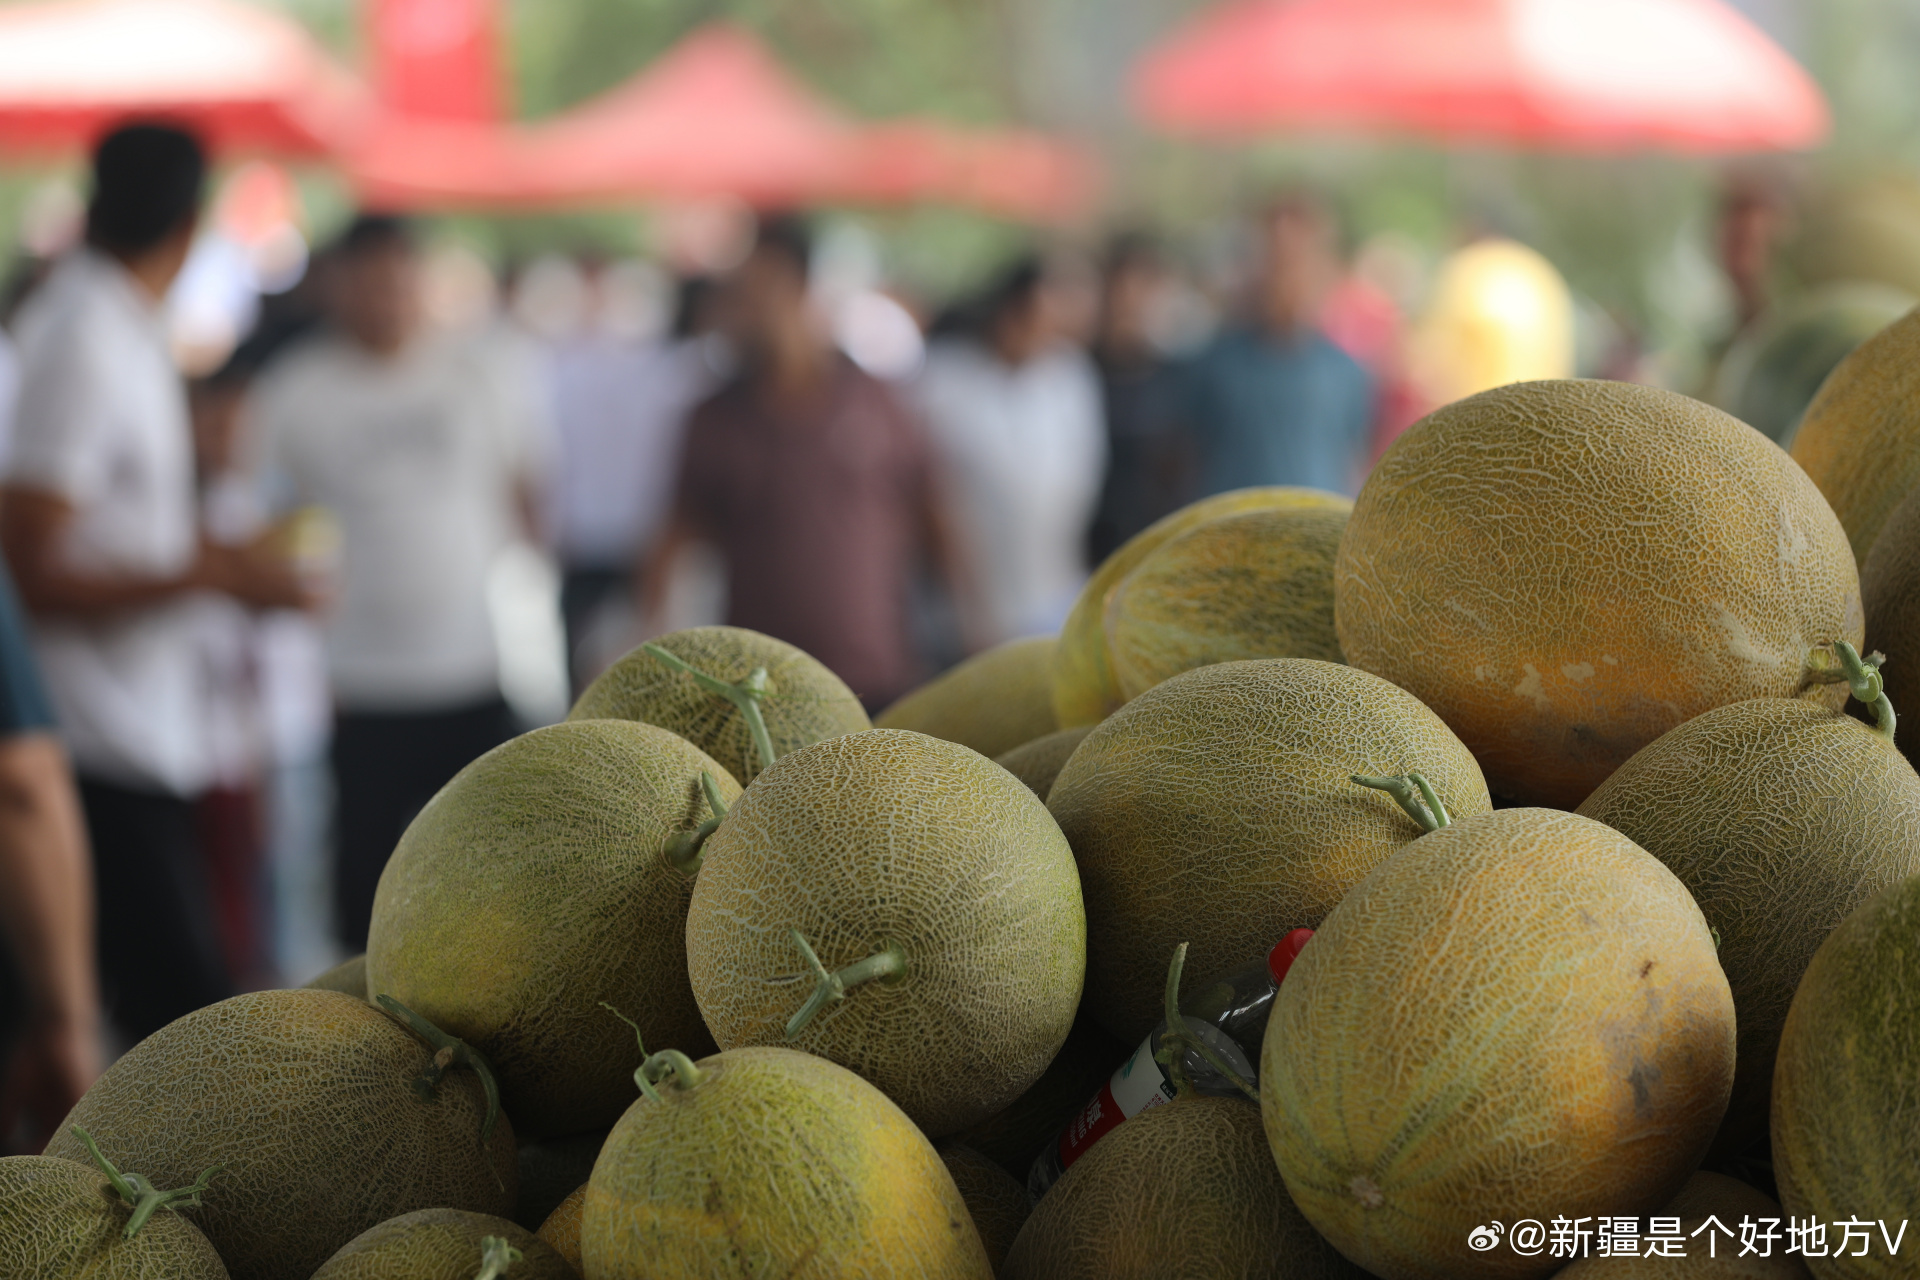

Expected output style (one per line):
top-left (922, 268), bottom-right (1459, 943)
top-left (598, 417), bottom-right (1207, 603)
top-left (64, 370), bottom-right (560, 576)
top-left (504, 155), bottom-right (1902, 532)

top-left (994, 725), bottom-right (1094, 802)
top-left (1053, 487), bottom-right (1352, 727)
top-left (1772, 876), bottom-right (1920, 1280)
top-left (1262, 809), bottom-right (1735, 1280)
top-left (568, 625), bottom-right (869, 781)
top-left (581, 1046), bottom-right (993, 1279)
top-left (876, 635), bottom-right (1059, 759)
top-left (367, 719), bottom-right (739, 1138)
top-left (1862, 483), bottom-right (1920, 769)
top-left (1048, 658), bottom-right (1492, 1043)
top-left (937, 1144), bottom-right (1031, 1275)
top-left (301, 953), bottom-right (367, 999)
top-left (308, 1209), bottom-right (575, 1280)
top-left (1003, 1097), bottom-right (1368, 1280)
top-left (0, 1155), bottom-right (230, 1279)
top-left (1107, 505), bottom-right (1348, 702)
top-left (948, 1007), bottom-right (1129, 1177)
top-left (535, 1185), bottom-right (586, 1276)
top-left (1575, 697), bottom-right (1920, 1157)
top-left (685, 729), bottom-right (1086, 1138)
top-left (44, 990), bottom-right (516, 1280)
top-left (1790, 307), bottom-right (1920, 568)
top-left (1336, 378), bottom-right (1862, 809)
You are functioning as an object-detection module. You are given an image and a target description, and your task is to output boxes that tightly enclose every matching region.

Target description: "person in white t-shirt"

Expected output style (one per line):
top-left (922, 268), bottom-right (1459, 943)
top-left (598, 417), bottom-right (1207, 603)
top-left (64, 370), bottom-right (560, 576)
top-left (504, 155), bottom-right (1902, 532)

top-left (1, 125), bottom-right (311, 1044)
top-left (248, 214), bottom-right (548, 952)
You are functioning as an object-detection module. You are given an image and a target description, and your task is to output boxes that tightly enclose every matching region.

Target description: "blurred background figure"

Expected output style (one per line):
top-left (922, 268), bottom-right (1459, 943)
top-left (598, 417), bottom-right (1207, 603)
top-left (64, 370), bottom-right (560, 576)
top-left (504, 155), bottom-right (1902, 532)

top-left (1409, 236), bottom-right (1576, 409)
top-left (644, 216), bottom-right (968, 710)
top-left (1185, 194), bottom-right (1376, 498)
top-left (248, 213), bottom-right (548, 952)
top-left (916, 255), bottom-right (1105, 645)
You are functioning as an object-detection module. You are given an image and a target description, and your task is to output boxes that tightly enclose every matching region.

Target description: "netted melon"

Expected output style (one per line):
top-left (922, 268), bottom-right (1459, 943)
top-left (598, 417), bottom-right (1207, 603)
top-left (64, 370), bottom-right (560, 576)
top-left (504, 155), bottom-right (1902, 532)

top-left (1263, 808), bottom-right (1735, 1280)
top-left (569, 625), bottom-right (868, 782)
top-left (1048, 658), bottom-right (1490, 1042)
top-left (1772, 876), bottom-right (1920, 1279)
top-left (939, 1144), bottom-right (1031, 1274)
top-left (1862, 483), bottom-right (1920, 763)
top-left (877, 636), bottom-right (1059, 758)
top-left (308, 1209), bottom-right (574, 1280)
top-left (1053, 488), bottom-right (1352, 727)
top-left (1556, 1173), bottom-right (1809, 1277)
top-left (1790, 307), bottom-right (1920, 568)
top-left (367, 719), bottom-right (738, 1139)
top-left (1337, 378), bottom-right (1862, 809)
top-left (950, 1007), bottom-right (1130, 1178)
top-left (512, 1129), bottom-right (605, 1230)
top-left (1105, 505), bottom-right (1347, 702)
top-left (0, 1150), bottom-right (227, 1279)
top-left (1576, 661), bottom-right (1920, 1158)
top-left (301, 953), bottom-right (366, 999)
top-left (686, 729), bottom-right (1085, 1138)
top-left (995, 725), bottom-right (1094, 802)
top-left (581, 1045), bottom-right (993, 1278)
top-left (1004, 1096), bottom-right (1368, 1280)
top-left (535, 1185), bottom-right (585, 1276)
top-left (45, 989), bottom-right (516, 1280)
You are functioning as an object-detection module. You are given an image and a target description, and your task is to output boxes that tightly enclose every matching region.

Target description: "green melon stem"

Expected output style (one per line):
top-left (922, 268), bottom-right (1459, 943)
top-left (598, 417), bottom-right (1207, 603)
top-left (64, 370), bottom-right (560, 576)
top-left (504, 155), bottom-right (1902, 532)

top-left (663, 770), bottom-right (731, 876)
top-left (636, 1049), bottom-right (707, 1102)
top-left (1152, 943), bottom-right (1260, 1105)
top-left (783, 929), bottom-right (908, 1039)
top-left (1804, 641), bottom-right (1896, 742)
top-left (1351, 772), bottom-right (1450, 832)
top-left (474, 1235), bottom-right (522, 1280)
top-left (375, 995), bottom-right (504, 1147)
top-left (641, 643), bottom-right (779, 778)
top-left (71, 1126), bottom-right (221, 1241)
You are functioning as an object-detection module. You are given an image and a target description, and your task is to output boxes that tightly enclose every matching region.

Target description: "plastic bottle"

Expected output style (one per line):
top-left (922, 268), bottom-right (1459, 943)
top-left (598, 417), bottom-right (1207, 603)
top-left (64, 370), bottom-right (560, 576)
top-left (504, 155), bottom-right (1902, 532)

top-left (1026, 928), bottom-right (1314, 1199)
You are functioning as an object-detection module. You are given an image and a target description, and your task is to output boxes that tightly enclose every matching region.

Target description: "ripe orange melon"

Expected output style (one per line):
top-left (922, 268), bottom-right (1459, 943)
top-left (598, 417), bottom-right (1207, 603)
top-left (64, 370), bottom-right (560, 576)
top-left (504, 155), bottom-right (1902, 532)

top-left (308, 1208), bottom-right (575, 1280)
top-left (949, 1007), bottom-right (1130, 1178)
top-left (367, 720), bottom-right (739, 1139)
top-left (1862, 483), bottom-right (1920, 763)
top-left (939, 1143), bottom-right (1031, 1274)
top-left (1003, 1096), bottom-right (1369, 1280)
top-left (1105, 505), bottom-right (1348, 702)
top-left (569, 625), bottom-right (869, 781)
top-left (876, 636), bottom-right (1060, 758)
top-left (1337, 379), bottom-right (1861, 808)
top-left (581, 1045), bottom-right (993, 1278)
top-left (1555, 1173), bottom-right (1809, 1278)
top-left (1053, 488), bottom-right (1352, 727)
top-left (1771, 875), bottom-right (1920, 1279)
top-left (995, 725), bottom-right (1094, 801)
top-left (1576, 693), bottom-right (1920, 1157)
top-left (1262, 808), bottom-right (1735, 1280)
top-left (0, 1153), bottom-right (228, 1278)
top-left (301, 953), bottom-right (366, 999)
top-left (1790, 307), bottom-right (1920, 568)
top-left (46, 989), bottom-right (516, 1280)
top-left (1048, 658), bottom-right (1490, 1042)
top-left (535, 1184), bottom-right (586, 1276)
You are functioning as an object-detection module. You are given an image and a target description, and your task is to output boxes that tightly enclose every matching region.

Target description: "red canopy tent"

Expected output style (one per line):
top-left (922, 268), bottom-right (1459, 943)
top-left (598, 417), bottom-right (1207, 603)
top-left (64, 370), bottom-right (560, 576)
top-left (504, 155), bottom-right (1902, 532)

top-left (0, 0), bottom-right (368, 158)
top-left (1134, 0), bottom-right (1829, 151)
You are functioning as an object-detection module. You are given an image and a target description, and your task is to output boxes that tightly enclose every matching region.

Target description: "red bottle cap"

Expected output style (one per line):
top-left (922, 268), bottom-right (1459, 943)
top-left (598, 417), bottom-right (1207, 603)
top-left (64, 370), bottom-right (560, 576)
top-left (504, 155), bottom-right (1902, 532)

top-left (1268, 928), bottom-right (1314, 986)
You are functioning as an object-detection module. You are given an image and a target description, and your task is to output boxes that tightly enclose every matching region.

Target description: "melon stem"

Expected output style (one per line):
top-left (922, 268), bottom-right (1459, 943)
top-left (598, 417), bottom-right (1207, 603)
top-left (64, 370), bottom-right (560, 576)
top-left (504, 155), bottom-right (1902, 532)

top-left (1805, 641), bottom-right (1897, 742)
top-left (1350, 772), bottom-right (1450, 832)
top-left (1154, 943), bottom-right (1260, 1104)
top-left (474, 1236), bottom-right (523, 1280)
top-left (783, 929), bottom-right (908, 1039)
top-left (640, 643), bottom-right (779, 779)
top-left (375, 995), bottom-right (504, 1147)
top-left (637, 1049), bottom-right (707, 1101)
top-left (71, 1125), bottom-right (221, 1241)
top-left (663, 770), bottom-right (731, 876)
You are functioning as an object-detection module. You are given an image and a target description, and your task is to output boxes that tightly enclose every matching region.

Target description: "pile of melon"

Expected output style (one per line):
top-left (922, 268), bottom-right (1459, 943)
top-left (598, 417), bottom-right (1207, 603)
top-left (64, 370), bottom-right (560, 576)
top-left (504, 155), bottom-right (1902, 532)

top-left (9, 337), bottom-right (1920, 1279)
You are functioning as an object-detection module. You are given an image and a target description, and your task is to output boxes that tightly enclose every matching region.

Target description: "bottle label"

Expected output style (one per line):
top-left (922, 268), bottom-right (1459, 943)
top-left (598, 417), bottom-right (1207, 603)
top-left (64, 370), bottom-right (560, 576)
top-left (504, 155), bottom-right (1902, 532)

top-left (1051, 1016), bottom-right (1254, 1174)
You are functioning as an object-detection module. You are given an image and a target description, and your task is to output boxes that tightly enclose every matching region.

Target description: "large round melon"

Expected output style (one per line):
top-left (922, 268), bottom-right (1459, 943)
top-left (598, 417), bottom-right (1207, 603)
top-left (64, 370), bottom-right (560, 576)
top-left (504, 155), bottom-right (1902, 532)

top-left (1556, 1173), bottom-right (1809, 1277)
top-left (1772, 876), bottom-right (1920, 1279)
top-left (1790, 307), bottom-right (1920, 568)
top-left (1105, 505), bottom-right (1347, 703)
top-left (367, 719), bottom-right (739, 1139)
top-left (876, 635), bottom-right (1059, 758)
top-left (1862, 483), bottom-right (1920, 766)
top-left (0, 1154), bottom-right (229, 1279)
top-left (1048, 658), bottom-right (1491, 1042)
top-left (582, 1046), bottom-right (992, 1278)
top-left (1576, 696), bottom-right (1920, 1157)
top-left (309, 1209), bottom-right (574, 1280)
top-left (569, 625), bottom-right (869, 781)
top-left (1337, 379), bottom-right (1861, 808)
top-left (995, 725), bottom-right (1094, 802)
top-left (1003, 1096), bottom-right (1369, 1280)
top-left (45, 990), bottom-right (516, 1280)
top-left (1262, 809), bottom-right (1735, 1280)
top-left (1053, 488), bottom-right (1352, 727)
top-left (686, 729), bottom-right (1085, 1137)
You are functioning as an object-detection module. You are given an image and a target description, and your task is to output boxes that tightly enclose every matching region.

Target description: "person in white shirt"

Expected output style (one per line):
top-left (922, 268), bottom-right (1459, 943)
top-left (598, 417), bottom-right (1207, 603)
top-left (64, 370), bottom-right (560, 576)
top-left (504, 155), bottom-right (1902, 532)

top-left (915, 258), bottom-right (1107, 645)
top-left (249, 214), bottom-right (548, 952)
top-left (0, 124), bottom-right (310, 1044)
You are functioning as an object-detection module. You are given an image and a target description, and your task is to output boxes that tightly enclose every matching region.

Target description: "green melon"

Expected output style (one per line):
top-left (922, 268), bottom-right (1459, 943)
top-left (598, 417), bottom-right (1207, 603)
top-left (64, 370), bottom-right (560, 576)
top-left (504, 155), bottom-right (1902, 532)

top-left (301, 954), bottom-right (367, 999)
top-left (939, 1143), bottom-right (1031, 1275)
top-left (685, 729), bottom-right (1086, 1138)
top-left (949, 1006), bottom-right (1130, 1179)
top-left (1710, 282), bottom-right (1914, 447)
top-left (1048, 658), bottom-right (1491, 1043)
top-left (0, 1152), bottom-right (228, 1279)
top-left (308, 1209), bottom-right (574, 1280)
top-left (876, 636), bottom-right (1060, 758)
top-left (995, 726), bottom-right (1095, 802)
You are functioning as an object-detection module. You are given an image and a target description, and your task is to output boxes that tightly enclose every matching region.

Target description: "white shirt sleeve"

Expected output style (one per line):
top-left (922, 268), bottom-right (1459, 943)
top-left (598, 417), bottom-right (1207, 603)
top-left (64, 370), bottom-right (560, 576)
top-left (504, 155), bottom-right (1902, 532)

top-left (8, 303), bottom-right (116, 502)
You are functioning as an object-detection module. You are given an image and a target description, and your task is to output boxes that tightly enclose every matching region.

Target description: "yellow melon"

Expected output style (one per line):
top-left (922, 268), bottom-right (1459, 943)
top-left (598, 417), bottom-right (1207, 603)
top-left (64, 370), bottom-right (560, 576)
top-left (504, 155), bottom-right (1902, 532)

top-left (995, 725), bottom-right (1094, 802)
top-left (685, 729), bottom-right (1085, 1138)
top-left (535, 1184), bottom-right (586, 1276)
top-left (939, 1143), bottom-right (1032, 1274)
top-left (1555, 1173), bottom-right (1809, 1278)
top-left (1048, 658), bottom-right (1490, 1042)
top-left (1053, 488), bottom-right (1352, 726)
top-left (876, 636), bottom-right (1060, 758)
top-left (1790, 307), bottom-right (1920, 568)
top-left (1106, 505), bottom-right (1348, 702)
top-left (1262, 808), bottom-right (1735, 1280)
top-left (301, 954), bottom-right (366, 1000)
top-left (581, 1045), bottom-right (993, 1278)
top-left (1337, 379), bottom-right (1861, 808)
top-left (1771, 876), bottom-right (1920, 1280)
top-left (948, 1007), bottom-right (1130, 1178)
top-left (0, 1151), bottom-right (227, 1279)
top-left (308, 1209), bottom-right (574, 1280)
top-left (1862, 483), bottom-right (1920, 764)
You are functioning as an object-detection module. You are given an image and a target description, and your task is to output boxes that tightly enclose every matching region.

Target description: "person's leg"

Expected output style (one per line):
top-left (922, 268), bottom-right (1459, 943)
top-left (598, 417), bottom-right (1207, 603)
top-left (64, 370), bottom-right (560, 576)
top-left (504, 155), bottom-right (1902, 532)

top-left (329, 713), bottom-right (413, 955)
top-left (414, 697), bottom-right (519, 812)
top-left (561, 565), bottom-right (627, 696)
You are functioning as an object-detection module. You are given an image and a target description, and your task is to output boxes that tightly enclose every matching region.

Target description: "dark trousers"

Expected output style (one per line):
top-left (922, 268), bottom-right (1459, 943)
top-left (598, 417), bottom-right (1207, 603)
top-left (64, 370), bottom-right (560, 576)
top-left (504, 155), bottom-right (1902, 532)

top-left (331, 696), bottom-right (518, 952)
top-left (560, 564), bottom-right (628, 696)
top-left (80, 777), bottom-right (235, 1044)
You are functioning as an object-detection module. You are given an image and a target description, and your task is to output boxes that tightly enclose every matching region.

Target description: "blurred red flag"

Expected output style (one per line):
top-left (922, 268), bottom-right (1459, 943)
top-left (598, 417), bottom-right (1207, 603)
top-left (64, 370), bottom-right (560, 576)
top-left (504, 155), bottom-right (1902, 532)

top-left (367, 0), bottom-right (502, 122)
